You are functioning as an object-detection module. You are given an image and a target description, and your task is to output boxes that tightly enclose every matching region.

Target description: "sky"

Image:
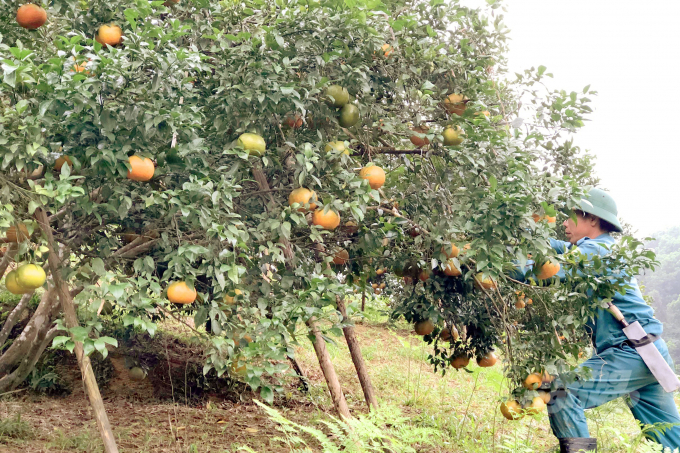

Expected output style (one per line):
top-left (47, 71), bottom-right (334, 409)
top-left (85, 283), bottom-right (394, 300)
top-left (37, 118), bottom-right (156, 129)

top-left (487, 0), bottom-right (680, 237)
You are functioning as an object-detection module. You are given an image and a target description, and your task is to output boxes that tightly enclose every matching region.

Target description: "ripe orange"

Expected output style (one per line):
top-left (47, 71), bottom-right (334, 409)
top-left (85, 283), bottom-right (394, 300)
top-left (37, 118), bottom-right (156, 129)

top-left (237, 133), bottom-right (266, 156)
top-left (127, 155), bottom-right (154, 181)
top-left (546, 216), bottom-right (556, 224)
top-left (371, 283), bottom-right (378, 289)
top-left (414, 319), bottom-right (435, 336)
top-left (526, 298), bottom-right (533, 305)
top-left (442, 126), bottom-right (464, 146)
top-left (515, 300), bottom-right (526, 309)
top-left (474, 273), bottom-right (496, 290)
top-left (523, 373), bottom-right (542, 390)
top-left (532, 213), bottom-right (542, 222)
top-left (538, 390), bottom-right (551, 405)
top-left (284, 113), bottom-right (303, 129)
top-left (451, 355), bottom-right (470, 369)
top-left (6, 224), bottom-right (29, 242)
top-left (288, 188), bottom-right (317, 212)
top-left (332, 249), bottom-right (349, 265)
top-left (381, 43), bottom-right (393, 57)
top-left (376, 268), bottom-right (385, 276)
top-left (16, 4), bottom-right (47, 30)
top-left (409, 125), bottom-right (430, 148)
top-left (418, 270), bottom-right (430, 281)
top-left (477, 351), bottom-right (497, 367)
top-left (525, 396), bottom-right (546, 415)
top-left (96, 24), bottom-right (123, 46)
top-left (325, 141), bottom-right (350, 155)
top-left (443, 93), bottom-right (467, 116)
top-left (54, 155), bottom-right (73, 171)
top-left (167, 281), bottom-right (197, 304)
top-left (374, 288), bottom-right (382, 295)
top-left (224, 288), bottom-right (243, 305)
top-left (440, 325), bottom-right (459, 342)
top-left (230, 356), bottom-right (247, 375)
top-left (443, 259), bottom-right (461, 277)
top-left (312, 209), bottom-right (340, 230)
top-left (537, 261), bottom-right (560, 280)
top-left (500, 400), bottom-right (524, 420)
top-left (441, 243), bottom-right (459, 258)
top-left (379, 282), bottom-right (386, 289)
top-left (359, 165), bottom-right (385, 190)
top-left (542, 371), bottom-right (555, 384)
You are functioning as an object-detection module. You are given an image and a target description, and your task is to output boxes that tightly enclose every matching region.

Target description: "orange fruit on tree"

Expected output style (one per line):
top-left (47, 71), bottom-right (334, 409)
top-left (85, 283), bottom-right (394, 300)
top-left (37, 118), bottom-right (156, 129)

top-left (371, 283), bottom-right (378, 289)
top-left (96, 24), bottom-right (123, 46)
top-left (451, 355), bottom-right (470, 369)
top-left (376, 268), bottom-right (385, 276)
top-left (16, 4), bottom-right (47, 30)
top-left (477, 351), bottom-right (497, 367)
top-left (442, 126), bottom-right (464, 146)
top-left (542, 370), bottom-right (555, 384)
top-left (546, 216), bottom-right (556, 223)
top-left (379, 282), bottom-right (386, 289)
top-left (16, 263), bottom-right (46, 289)
top-left (359, 165), bottom-right (385, 190)
top-left (418, 269), bottom-right (430, 282)
top-left (381, 43), bottom-right (393, 57)
top-left (536, 261), bottom-right (560, 280)
top-left (500, 400), bottom-right (524, 420)
top-left (532, 213), bottom-right (542, 222)
top-left (414, 319), bottom-right (435, 336)
top-left (538, 390), bottom-right (551, 405)
top-left (440, 325), bottom-right (459, 342)
top-left (443, 259), bottom-right (462, 277)
top-left (515, 300), bottom-right (526, 309)
top-left (409, 125), bottom-right (430, 148)
top-left (312, 209), bottom-right (340, 230)
top-left (167, 281), bottom-right (197, 304)
top-left (54, 155), bottom-right (73, 171)
top-left (443, 93), bottom-right (467, 116)
top-left (524, 373), bottom-right (543, 390)
top-left (127, 155), bottom-right (155, 181)
top-left (325, 141), bottom-right (350, 155)
top-left (374, 288), bottom-right (382, 295)
top-left (288, 188), bottom-right (317, 212)
top-left (526, 298), bottom-right (533, 305)
top-left (525, 396), bottom-right (546, 415)
top-left (6, 224), bottom-right (29, 242)
top-left (474, 273), bottom-right (496, 290)
top-left (237, 133), bottom-right (266, 156)
top-left (332, 249), bottom-right (349, 265)
top-left (441, 243), bottom-right (459, 258)
top-left (5, 270), bottom-right (29, 295)
top-left (224, 288), bottom-right (243, 305)
top-left (230, 356), bottom-right (247, 376)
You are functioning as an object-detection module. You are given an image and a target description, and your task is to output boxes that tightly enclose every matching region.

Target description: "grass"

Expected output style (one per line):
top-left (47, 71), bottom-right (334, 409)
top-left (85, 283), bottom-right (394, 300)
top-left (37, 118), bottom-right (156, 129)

top-left (0, 294), bottom-right (677, 452)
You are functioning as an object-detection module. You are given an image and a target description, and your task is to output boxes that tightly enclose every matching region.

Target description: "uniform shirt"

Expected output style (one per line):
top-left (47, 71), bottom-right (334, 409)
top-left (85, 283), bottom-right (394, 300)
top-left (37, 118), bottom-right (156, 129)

top-left (549, 234), bottom-right (662, 354)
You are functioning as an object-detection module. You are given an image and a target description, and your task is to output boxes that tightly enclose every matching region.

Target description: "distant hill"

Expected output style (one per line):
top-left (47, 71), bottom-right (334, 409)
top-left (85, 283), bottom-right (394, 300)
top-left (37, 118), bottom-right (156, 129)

top-left (638, 226), bottom-right (680, 366)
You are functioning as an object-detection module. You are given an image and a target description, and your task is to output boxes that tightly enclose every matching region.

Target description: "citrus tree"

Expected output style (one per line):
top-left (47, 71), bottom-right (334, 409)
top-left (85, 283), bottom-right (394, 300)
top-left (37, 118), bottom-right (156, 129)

top-left (0, 0), bottom-right (658, 444)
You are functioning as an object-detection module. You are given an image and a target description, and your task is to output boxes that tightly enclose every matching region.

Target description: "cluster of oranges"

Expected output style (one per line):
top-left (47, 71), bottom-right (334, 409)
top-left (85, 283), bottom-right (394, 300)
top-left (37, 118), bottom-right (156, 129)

top-left (2, 225), bottom-right (47, 294)
top-left (500, 372), bottom-right (554, 420)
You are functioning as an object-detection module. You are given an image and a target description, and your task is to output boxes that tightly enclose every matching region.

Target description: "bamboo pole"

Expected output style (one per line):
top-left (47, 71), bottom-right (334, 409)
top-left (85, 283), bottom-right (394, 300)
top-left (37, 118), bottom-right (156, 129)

top-left (336, 296), bottom-right (378, 411)
top-left (35, 208), bottom-right (119, 453)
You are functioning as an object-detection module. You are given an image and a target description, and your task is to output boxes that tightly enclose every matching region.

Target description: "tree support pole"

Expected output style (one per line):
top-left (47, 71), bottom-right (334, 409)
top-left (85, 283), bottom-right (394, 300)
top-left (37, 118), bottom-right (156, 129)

top-left (250, 165), bottom-right (351, 419)
top-left (336, 296), bottom-right (378, 411)
top-left (307, 318), bottom-right (351, 419)
top-left (35, 208), bottom-right (119, 453)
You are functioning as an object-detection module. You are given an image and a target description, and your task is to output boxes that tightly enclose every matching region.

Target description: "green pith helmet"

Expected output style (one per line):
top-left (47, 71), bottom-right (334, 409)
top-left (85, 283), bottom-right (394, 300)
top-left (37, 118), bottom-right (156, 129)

top-left (578, 188), bottom-right (623, 232)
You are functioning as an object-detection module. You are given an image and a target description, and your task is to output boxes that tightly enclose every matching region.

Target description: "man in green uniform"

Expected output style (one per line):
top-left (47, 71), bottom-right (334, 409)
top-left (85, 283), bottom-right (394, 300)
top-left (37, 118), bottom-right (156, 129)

top-left (545, 188), bottom-right (680, 452)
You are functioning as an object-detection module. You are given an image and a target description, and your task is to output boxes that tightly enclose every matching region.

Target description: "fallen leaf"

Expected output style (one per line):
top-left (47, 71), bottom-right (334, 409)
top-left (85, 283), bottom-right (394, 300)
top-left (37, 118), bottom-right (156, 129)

top-left (245, 428), bottom-right (259, 433)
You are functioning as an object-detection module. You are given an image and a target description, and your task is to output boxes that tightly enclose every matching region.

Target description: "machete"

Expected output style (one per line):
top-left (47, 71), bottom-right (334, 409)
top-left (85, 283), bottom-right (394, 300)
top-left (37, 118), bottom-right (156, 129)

top-left (606, 302), bottom-right (680, 393)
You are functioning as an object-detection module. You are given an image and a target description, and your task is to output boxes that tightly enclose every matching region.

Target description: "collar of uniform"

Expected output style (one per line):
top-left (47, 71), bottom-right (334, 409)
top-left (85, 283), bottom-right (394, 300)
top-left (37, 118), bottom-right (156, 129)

top-left (575, 233), bottom-right (614, 247)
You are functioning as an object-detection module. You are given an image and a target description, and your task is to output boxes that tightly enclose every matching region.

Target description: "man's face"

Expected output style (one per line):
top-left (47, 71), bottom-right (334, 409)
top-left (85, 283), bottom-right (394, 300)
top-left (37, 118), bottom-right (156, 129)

top-left (563, 211), bottom-right (595, 245)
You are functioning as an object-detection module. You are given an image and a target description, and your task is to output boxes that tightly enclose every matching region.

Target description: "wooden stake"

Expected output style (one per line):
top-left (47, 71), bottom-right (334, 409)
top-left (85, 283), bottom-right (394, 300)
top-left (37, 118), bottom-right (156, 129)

top-left (336, 296), bottom-right (378, 411)
top-left (250, 164), bottom-right (350, 418)
top-left (307, 317), bottom-right (351, 419)
top-left (35, 209), bottom-right (119, 453)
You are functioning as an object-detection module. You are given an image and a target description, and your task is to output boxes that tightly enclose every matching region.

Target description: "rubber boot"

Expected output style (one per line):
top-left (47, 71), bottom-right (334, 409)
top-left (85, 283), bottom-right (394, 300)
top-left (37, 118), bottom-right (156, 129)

top-left (559, 438), bottom-right (597, 453)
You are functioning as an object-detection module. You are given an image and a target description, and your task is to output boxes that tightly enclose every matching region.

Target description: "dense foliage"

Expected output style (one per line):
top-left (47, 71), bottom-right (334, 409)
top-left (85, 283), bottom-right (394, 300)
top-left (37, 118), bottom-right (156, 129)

top-left (0, 0), bottom-right (658, 409)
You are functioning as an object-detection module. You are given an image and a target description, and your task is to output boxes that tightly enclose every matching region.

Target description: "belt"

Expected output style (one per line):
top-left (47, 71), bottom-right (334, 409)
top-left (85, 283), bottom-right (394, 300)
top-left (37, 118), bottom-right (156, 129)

top-left (620, 333), bottom-right (659, 349)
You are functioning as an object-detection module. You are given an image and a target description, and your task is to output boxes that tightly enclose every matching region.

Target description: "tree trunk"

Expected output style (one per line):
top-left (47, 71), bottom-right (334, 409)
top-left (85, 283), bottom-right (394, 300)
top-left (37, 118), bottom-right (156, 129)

top-left (0, 244), bottom-right (17, 277)
top-left (336, 297), bottom-right (378, 411)
top-left (250, 165), bottom-right (351, 418)
top-left (0, 292), bottom-right (33, 347)
top-left (307, 318), bottom-right (351, 420)
top-left (35, 208), bottom-right (120, 453)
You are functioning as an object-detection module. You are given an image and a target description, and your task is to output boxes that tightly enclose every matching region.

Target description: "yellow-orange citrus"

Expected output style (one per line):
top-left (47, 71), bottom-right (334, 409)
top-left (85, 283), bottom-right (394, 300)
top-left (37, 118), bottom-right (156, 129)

top-left (537, 261), bottom-right (560, 280)
top-left (16, 264), bottom-right (46, 289)
top-left (167, 281), bottom-right (197, 304)
top-left (525, 396), bottom-right (546, 415)
top-left (325, 141), bottom-right (349, 155)
top-left (474, 273), bottom-right (496, 290)
top-left (409, 125), bottom-right (430, 148)
top-left (224, 288), bottom-right (243, 305)
top-left (288, 188), bottom-right (317, 212)
top-left (332, 249), bottom-right (349, 265)
top-left (444, 259), bottom-right (462, 277)
top-left (96, 24), bottom-right (123, 46)
top-left (451, 355), bottom-right (470, 369)
top-left (442, 243), bottom-right (459, 258)
top-left (127, 155), bottom-right (154, 181)
top-left (16, 4), bottom-right (46, 30)
top-left (359, 165), bottom-right (385, 190)
top-left (381, 43), bottom-right (393, 57)
top-left (312, 209), bottom-right (340, 230)
top-left (414, 319), bottom-right (435, 336)
top-left (443, 93), bottom-right (467, 116)
top-left (54, 155), bottom-right (73, 171)
top-left (538, 390), bottom-right (551, 405)
top-left (523, 373), bottom-right (542, 390)
top-left (5, 270), bottom-right (29, 295)
top-left (500, 400), bottom-right (524, 420)
top-left (477, 351), bottom-right (497, 367)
